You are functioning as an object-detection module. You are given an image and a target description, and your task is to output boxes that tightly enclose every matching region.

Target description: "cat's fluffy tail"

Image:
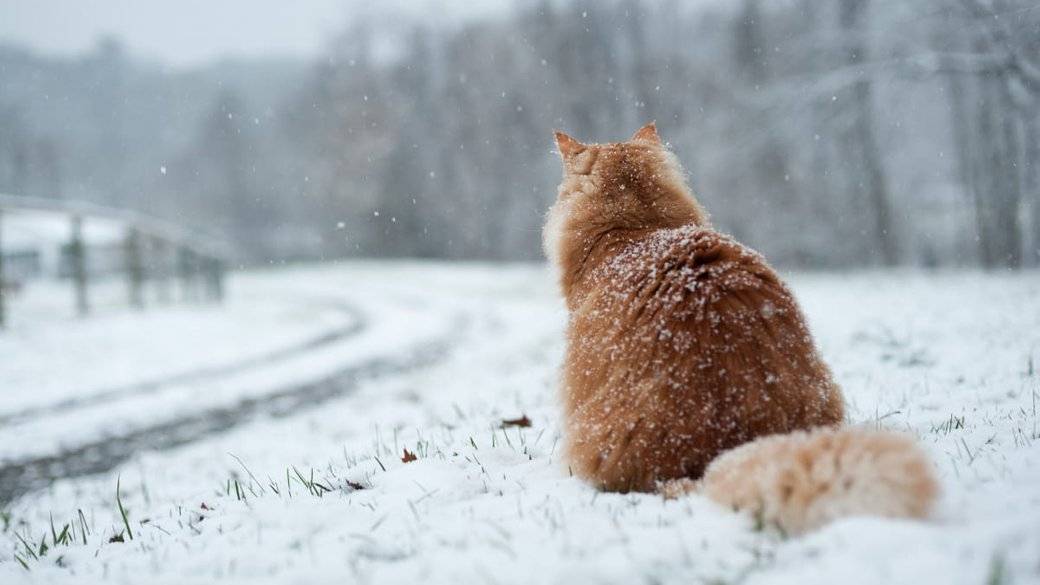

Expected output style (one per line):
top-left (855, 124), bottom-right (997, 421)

top-left (660, 427), bottom-right (939, 535)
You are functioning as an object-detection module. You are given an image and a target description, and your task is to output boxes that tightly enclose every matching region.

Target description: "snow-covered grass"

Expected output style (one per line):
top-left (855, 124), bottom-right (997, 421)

top-left (1, 263), bottom-right (1038, 584)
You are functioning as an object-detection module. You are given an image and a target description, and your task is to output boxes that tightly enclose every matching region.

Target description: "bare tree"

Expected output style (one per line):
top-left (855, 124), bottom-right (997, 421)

top-left (839, 0), bottom-right (899, 266)
top-left (929, 0), bottom-right (1039, 268)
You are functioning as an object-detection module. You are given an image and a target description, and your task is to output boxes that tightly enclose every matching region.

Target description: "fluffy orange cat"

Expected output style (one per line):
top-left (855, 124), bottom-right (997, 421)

top-left (543, 123), bottom-right (937, 534)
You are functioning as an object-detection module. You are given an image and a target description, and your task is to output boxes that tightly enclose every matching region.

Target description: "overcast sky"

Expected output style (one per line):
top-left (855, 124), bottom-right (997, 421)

top-left (0, 0), bottom-right (511, 67)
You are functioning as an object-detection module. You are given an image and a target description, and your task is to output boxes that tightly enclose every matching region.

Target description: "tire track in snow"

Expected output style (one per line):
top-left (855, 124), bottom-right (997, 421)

top-left (0, 299), bottom-right (365, 427)
top-left (0, 313), bottom-right (467, 505)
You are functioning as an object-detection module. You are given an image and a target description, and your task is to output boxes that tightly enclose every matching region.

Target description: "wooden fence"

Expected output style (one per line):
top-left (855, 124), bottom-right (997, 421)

top-left (0, 194), bottom-right (231, 328)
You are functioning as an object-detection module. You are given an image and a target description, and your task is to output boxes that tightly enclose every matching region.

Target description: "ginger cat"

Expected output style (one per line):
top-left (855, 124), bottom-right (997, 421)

top-left (544, 123), bottom-right (937, 534)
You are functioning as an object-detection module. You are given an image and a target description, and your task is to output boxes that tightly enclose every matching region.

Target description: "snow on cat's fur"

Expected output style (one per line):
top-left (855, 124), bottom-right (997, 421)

top-left (543, 123), bottom-right (937, 534)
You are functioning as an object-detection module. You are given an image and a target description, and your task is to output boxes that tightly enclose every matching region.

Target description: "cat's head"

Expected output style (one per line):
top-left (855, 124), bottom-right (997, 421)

top-left (543, 122), bottom-right (709, 268)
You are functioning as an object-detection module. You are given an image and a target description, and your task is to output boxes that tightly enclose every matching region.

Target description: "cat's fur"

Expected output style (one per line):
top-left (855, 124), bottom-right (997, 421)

top-left (544, 123), bottom-right (937, 534)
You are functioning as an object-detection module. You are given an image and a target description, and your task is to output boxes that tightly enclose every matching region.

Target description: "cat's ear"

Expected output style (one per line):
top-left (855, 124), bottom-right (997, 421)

top-left (554, 130), bottom-right (585, 160)
top-left (631, 122), bottom-right (661, 144)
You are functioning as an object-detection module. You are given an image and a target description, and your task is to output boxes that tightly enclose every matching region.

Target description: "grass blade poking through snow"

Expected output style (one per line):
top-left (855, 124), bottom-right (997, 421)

top-left (116, 476), bottom-right (133, 541)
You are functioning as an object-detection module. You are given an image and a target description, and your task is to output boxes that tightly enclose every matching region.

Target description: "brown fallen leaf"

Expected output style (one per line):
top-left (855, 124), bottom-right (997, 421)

top-left (401, 448), bottom-right (418, 463)
top-left (501, 414), bottom-right (532, 428)
top-left (345, 479), bottom-right (366, 490)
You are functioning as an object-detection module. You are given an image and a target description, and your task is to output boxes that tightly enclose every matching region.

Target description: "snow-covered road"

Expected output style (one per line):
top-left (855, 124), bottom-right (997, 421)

top-left (0, 264), bottom-right (475, 502)
top-left (1, 263), bottom-right (1039, 585)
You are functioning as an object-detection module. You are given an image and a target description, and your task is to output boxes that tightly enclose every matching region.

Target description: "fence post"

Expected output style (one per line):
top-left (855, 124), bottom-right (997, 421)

top-left (153, 236), bottom-right (172, 304)
top-left (204, 257), bottom-right (225, 303)
top-left (69, 214), bottom-right (89, 317)
top-left (124, 227), bottom-right (145, 309)
top-left (177, 246), bottom-right (197, 302)
top-left (0, 209), bottom-right (5, 329)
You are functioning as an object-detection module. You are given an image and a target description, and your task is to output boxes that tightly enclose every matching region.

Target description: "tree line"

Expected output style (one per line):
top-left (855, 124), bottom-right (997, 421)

top-left (0, 0), bottom-right (1037, 268)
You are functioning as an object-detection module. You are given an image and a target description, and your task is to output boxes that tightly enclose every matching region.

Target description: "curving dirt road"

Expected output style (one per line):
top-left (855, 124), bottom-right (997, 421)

top-left (0, 300), bottom-right (366, 427)
top-left (0, 291), bottom-right (470, 505)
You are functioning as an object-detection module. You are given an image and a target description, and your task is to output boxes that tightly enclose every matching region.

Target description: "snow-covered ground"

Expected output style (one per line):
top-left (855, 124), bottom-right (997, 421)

top-left (1, 263), bottom-right (1038, 584)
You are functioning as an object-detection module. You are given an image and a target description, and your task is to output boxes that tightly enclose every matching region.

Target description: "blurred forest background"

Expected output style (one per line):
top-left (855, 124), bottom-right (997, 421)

top-left (1, 0), bottom-right (1038, 268)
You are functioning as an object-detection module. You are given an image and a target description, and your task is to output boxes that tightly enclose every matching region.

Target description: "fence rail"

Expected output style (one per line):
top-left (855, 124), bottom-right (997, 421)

top-left (0, 193), bottom-right (232, 327)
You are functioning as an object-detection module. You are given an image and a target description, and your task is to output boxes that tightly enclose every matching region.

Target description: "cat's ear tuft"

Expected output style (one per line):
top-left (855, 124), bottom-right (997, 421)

top-left (631, 122), bottom-right (661, 144)
top-left (554, 130), bottom-right (584, 160)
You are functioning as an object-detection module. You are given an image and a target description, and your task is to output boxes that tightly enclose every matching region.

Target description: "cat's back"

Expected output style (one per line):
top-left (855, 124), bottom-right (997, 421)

top-left (565, 225), bottom-right (843, 491)
top-left (584, 224), bottom-right (786, 331)
top-left (574, 223), bottom-right (839, 429)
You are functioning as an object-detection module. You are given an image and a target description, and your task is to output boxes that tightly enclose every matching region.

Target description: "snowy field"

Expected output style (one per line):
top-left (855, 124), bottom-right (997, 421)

top-left (1, 262), bottom-right (1038, 584)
